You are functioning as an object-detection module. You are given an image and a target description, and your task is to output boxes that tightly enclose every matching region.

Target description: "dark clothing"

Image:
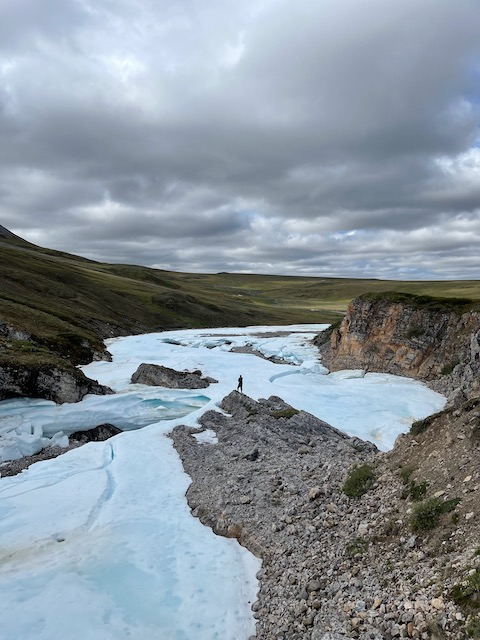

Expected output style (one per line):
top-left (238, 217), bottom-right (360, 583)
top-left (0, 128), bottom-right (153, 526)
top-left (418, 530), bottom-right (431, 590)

top-left (237, 375), bottom-right (243, 392)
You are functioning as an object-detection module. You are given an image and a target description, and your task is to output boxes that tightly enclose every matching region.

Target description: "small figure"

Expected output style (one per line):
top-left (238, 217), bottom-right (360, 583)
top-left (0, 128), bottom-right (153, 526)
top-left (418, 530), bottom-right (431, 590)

top-left (237, 375), bottom-right (243, 393)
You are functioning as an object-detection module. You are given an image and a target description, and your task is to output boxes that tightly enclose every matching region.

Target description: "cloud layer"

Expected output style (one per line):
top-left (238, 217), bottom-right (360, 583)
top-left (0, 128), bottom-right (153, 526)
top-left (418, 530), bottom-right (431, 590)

top-left (1, 0), bottom-right (479, 279)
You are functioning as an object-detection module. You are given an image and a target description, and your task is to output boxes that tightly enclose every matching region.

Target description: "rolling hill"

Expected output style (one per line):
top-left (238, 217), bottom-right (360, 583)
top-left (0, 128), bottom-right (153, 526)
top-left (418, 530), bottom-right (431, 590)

top-left (1, 226), bottom-right (479, 371)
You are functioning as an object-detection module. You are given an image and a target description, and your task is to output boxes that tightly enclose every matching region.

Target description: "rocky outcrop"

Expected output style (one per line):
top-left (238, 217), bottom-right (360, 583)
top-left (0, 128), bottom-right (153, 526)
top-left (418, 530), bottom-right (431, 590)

top-left (173, 391), bottom-right (478, 639)
top-left (131, 363), bottom-right (217, 389)
top-left (70, 423), bottom-right (122, 443)
top-left (0, 321), bottom-right (31, 341)
top-left (0, 363), bottom-right (114, 404)
top-left (317, 293), bottom-right (480, 401)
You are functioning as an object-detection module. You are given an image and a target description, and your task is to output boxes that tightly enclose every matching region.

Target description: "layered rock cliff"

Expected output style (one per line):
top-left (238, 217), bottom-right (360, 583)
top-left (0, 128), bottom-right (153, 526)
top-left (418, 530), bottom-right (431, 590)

top-left (317, 292), bottom-right (480, 401)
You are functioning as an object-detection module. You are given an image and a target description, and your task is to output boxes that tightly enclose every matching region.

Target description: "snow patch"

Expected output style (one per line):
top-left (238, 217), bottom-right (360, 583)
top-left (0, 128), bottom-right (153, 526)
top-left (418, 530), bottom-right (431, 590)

top-left (193, 429), bottom-right (219, 445)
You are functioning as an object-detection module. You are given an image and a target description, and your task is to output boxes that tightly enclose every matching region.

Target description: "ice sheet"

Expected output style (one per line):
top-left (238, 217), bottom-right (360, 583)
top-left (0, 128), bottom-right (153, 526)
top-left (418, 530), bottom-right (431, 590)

top-left (0, 429), bottom-right (259, 640)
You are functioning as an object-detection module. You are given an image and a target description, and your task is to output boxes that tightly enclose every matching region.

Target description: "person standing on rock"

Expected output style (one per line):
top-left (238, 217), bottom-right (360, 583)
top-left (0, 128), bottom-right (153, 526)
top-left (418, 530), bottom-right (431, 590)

top-left (237, 375), bottom-right (243, 393)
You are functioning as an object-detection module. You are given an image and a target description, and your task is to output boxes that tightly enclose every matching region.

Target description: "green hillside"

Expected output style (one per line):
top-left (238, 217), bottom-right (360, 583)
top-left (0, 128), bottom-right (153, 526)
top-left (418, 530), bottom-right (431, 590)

top-left (1, 231), bottom-right (479, 370)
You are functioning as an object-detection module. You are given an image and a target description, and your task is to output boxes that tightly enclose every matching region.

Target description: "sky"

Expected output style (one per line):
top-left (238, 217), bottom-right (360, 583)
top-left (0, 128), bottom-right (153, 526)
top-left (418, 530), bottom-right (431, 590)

top-left (0, 0), bottom-right (479, 280)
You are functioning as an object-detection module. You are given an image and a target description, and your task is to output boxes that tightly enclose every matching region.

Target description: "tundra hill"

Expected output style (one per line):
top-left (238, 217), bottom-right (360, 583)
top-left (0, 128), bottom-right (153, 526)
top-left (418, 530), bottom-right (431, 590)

top-left (1, 228), bottom-right (480, 388)
top-left (0, 233), bottom-right (344, 369)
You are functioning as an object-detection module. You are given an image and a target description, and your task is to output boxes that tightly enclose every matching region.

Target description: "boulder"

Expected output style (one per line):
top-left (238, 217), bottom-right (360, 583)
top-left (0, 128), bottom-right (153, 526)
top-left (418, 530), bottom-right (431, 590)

top-left (70, 423), bottom-right (122, 444)
top-left (131, 363), bottom-right (217, 389)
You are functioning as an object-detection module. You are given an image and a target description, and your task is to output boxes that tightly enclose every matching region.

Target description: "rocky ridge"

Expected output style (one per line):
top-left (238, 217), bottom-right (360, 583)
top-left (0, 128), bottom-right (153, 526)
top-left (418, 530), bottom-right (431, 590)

top-left (173, 392), bottom-right (480, 640)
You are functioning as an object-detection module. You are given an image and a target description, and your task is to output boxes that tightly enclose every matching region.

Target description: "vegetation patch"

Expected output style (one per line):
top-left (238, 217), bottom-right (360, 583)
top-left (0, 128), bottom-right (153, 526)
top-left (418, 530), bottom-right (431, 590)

top-left (345, 538), bottom-right (369, 557)
top-left (342, 463), bottom-right (376, 498)
top-left (467, 618), bottom-right (480, 638)
top-left (441, 361), bottom-right (459, 376)
top-left (410, 497), bottom-right (461, 532)
top-left (410, 410), bottom-right (446, 436)
top-left (12, 340), bottom-right (49, 355)
top-left (404, 480), bottom-right (428, 501)
top-left (466, 615), bottom-right (480, 638)
top-left (359, 291), bottom-right (478, 313)
top-left (451, 569), bottom-right (480, 612)
top-left (464, 397), bottom-right (480, 412)
top-left (426, 619), bottom-right (447, 639)
top-left (271, 409), bottom-right (300, 419)
top-left (399, 466), bottom-right (428, 500)
top-left (406, 325), bottom-right (424, 339)
top-left (399, 466), bottom-right (414, 484)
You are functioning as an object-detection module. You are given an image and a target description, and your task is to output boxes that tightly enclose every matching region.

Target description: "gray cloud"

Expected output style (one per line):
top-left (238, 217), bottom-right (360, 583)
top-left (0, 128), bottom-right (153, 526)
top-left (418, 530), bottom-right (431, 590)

top-left (1, 0), bottom-right (479, 280)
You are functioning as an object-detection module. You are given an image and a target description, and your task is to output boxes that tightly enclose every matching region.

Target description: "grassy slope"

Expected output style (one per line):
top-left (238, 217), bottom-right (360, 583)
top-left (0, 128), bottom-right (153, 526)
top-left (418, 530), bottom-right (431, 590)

top-left (1, 234), bottom-right (479, 368)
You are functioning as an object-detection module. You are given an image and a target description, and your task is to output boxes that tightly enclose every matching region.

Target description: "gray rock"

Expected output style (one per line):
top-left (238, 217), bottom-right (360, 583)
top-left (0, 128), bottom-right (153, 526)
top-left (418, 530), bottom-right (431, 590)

top-left (0, 363), bottom-right (113, 404)
top-left (131, 363), bottom-right (217, 389)
top-left (307, 579), bottom-right (322, 592)
top-left (244, 447), bottom-right (260, 461)
top-left (70, 423), bottom-right (122, 444)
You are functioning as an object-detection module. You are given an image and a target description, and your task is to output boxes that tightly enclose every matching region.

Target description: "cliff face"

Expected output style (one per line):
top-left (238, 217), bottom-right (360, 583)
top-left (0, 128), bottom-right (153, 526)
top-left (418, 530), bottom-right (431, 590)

top-left (318, 293), bottom-right (480, 401)
top-left (0, 363), bottom-right (113, 404)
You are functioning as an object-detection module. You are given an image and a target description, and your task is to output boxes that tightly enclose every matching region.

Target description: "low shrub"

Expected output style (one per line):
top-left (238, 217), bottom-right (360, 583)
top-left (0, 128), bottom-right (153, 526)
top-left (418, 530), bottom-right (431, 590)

top-left (466, 615), bottom-right (480, 638)
top-left (13, 340), bottom-right (49, 354)
top-left (407, 325), bottom-right (424, 339)
top-left (441, 361), bottom-right (459, 376)
top-left (426, 619), bottom-right (447, 639)
top-left (399, 467), bottom-right (428, 500)
top-left (410, 497), bottom-right (461, 532)
top-left (410, 417), bottom-right (431, 436)
top-left (410, 411), bottom-right (444, 436)
top-left (451, 569), bottom-right (480, 612)
top-left (345, 538), bottom-right (369, 557)
top-left (342, 464), bottom-right (376, 498)
top-left (409, 480), bottom-right (428, 501)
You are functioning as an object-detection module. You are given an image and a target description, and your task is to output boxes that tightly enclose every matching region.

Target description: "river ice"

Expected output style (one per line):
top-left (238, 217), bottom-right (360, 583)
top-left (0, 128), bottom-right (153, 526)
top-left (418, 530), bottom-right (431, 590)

top-left (0, 325), bottom-right (446, 639)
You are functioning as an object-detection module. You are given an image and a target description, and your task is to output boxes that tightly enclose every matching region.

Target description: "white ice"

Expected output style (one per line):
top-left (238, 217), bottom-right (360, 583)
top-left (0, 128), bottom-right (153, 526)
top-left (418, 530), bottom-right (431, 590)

top-left (0, 324), bottom-right (446, 639)
top-left (193, 428), bottom-right (219, 445)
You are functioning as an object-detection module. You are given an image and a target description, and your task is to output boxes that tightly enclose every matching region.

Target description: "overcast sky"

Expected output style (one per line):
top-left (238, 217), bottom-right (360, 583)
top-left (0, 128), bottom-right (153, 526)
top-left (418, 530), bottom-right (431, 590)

top-left (1, 0), bottom-right (479, 280)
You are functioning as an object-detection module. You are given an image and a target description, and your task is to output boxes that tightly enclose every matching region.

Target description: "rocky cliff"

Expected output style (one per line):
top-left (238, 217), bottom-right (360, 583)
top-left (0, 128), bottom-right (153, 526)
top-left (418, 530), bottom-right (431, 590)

top-left (317, 292), bottom-right (480, 402)
top-left (0, 362), bottom-right (113, 404)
